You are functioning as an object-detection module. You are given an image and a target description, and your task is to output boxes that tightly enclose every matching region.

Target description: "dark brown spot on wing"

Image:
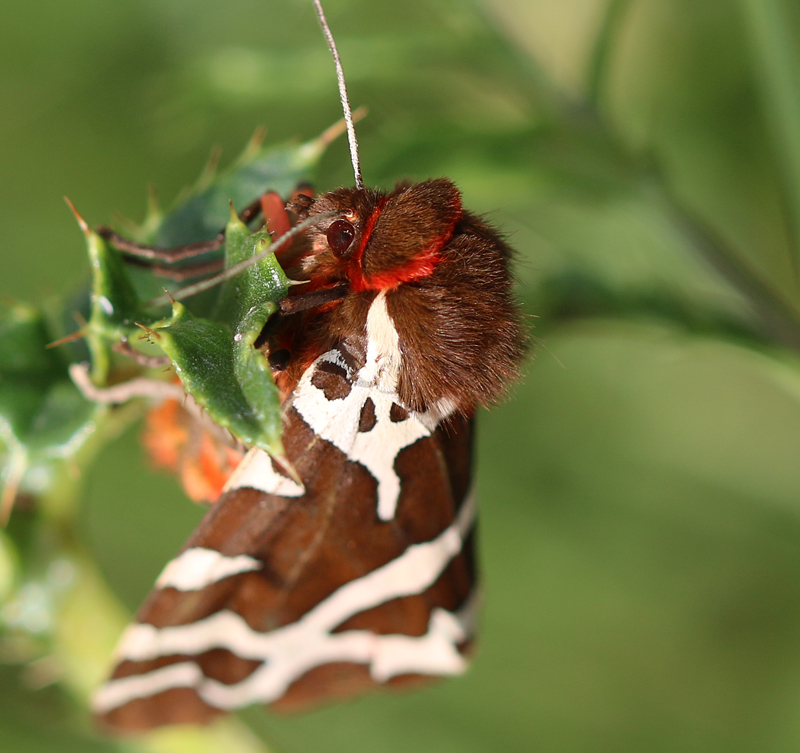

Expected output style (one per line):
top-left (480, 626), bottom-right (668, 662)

top-left (358, 397), bottom-right (377, 432)
top-left (310, 359), bottom-right (352, 400)
top-left (197, 648), bottom-right (262, 685)
top-left (390, 403), bottom-right (409, 422)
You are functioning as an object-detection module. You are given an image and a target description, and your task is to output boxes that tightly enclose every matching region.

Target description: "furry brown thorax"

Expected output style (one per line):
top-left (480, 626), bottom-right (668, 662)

top-left (266, 178), bottom-right (527, 414)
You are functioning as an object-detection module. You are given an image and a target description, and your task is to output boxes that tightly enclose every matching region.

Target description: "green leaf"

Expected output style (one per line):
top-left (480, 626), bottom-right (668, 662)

top-left (0, 530), bottom-right (18, 604)
top-left (153, 136), bottom-right (328, 248)
top-left (155, 300), bottom-right (283, 456)
top-left (138, 188), bottom-right (291, 456)
top-left (0, 303), bottom-right (101, 513)
top-left (155, 209), bottom-right (288, 450)
top-left (214, 211), bottom-right (289, 322)
top-left (740, 0), bottom-right (800, 259)
top-left (118, 133), bottom-right (330, 309)
top-left (80, 223), bottom-right (150, 383)
top-left (58, 130), bottom-right (332, 472)
top-left (78, 129), bottom-right (332, 382)
top-left (0, 304), bottom-right (96, 450)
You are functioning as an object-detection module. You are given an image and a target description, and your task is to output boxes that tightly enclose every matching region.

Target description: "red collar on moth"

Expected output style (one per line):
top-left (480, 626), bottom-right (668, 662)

top-left (346, 195), bottom-right (463, 293)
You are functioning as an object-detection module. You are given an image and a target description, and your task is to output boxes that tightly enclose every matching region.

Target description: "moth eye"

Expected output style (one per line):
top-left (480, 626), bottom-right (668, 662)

top-left (326, 219), bottom-right (356, 255)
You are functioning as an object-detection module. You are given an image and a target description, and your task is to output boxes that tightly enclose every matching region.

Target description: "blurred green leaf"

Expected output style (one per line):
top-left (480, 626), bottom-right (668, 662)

top-left (0, 531), bottom-right (18, 604)
top-left (0, 304), bottom-right (100, 509)
top-left (0, 665), bottom-right (117, 753)
top-left (740, 0), bottom-right (800, 259)
top-left (0, 305), bottom-right (82, 439)
top-left (151, 208), bottom-right (288, 456)
top-left (153, 135), bottom-right (328, 248)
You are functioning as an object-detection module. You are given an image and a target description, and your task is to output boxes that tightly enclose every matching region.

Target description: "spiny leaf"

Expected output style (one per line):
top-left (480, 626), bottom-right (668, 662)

top-left (154, 212), bottom-right (289, 454)
top-left (155, 302), bottom-right (283, 456)
top-left (152, 133), bottom-right (329, 249)
top-left (83, 227), bottom-right (148, 382)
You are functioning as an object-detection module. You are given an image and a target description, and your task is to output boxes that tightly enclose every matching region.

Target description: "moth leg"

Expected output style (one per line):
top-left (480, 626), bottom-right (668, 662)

top-left (286, 187), bottom-right (315, 221)
top-left (261, 188), bottom-right (319, 268)
top-left (96, 196), bottom-right (266, 264)
top-left (124, 256), bottom-right (225, 281)
top-left (69, 362), bottom-right (185, 404)
top-left (237, 195), bottom-right (265, 226)
top-left (279, 282), bottom-right (349, 314)
top-left (261, 191), bottom-right (291, 242)
top-left (257, 280), bottom-right (348, 372)
top-left (112, 338), bottom-right (172, 369)
top-left (290, 183), bottom-right (315, 203)
top-left (96, 229), bottom-right (225, 262)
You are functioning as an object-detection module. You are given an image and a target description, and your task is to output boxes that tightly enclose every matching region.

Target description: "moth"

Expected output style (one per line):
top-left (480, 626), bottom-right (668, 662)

top-left (92, 0), bottom-right (526, 731)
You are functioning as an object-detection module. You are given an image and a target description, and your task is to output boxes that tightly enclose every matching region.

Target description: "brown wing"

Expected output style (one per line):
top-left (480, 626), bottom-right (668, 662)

top-left (93, 357), bottom-right (476, 733)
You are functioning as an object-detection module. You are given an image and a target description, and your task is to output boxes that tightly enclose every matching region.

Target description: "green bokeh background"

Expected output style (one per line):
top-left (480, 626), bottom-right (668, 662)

top-left (5, 0), bottom-right (800, 751)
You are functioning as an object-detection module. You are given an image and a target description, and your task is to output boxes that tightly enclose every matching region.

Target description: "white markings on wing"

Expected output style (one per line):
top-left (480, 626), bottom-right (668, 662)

top-left (360, 291), bottom-right (402, 391)
top-left (93, 492), bottom-right (476, 714)
top-left (93, 663), bottom-right (202, 716)
top-left (223, 447), bottom-right (304, 497)
top-left (368, 607), bottom-right (469, 682)
top-left (155, 548), bottom-right (262, 592)
top-left (293, 291), bottom-right (452, 521)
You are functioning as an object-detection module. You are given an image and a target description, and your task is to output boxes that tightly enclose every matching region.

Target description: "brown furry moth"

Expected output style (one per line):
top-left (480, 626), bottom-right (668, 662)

top-left (93, 0), bottom-right (526, 731)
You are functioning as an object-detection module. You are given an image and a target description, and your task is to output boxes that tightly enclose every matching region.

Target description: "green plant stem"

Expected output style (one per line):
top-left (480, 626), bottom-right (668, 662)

top-left (653, 179), bottom-right (800, 353)
top-left (740, 0), bottom-right (800, 271)
top-left (586, 0), bottom-right (634, 106)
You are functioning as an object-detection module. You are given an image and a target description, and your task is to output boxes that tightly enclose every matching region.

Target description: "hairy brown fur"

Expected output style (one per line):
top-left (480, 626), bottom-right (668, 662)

top-left (269, 179), bottom-right (527, 411)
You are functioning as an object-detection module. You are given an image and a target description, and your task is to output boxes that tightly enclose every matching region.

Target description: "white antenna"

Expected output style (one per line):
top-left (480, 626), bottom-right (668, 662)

top-left (312, 0), bottom-right (364, 189)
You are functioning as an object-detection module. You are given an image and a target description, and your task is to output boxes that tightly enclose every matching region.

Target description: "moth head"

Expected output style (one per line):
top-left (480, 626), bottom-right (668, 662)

top-left (303, 178), bottom-right (463, 292)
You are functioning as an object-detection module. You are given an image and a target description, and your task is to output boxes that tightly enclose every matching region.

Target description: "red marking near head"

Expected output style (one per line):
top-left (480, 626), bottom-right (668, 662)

top-left (260, 192), bottom-right (291, 242)
top-left (345, 193), bottom-right (461, 292)
top-left (353, 193), bottom-right (461, 292)
top-left (347, 198), bottom-right (388, 292)
top-left (364, 243), bottom-right (442, 290)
